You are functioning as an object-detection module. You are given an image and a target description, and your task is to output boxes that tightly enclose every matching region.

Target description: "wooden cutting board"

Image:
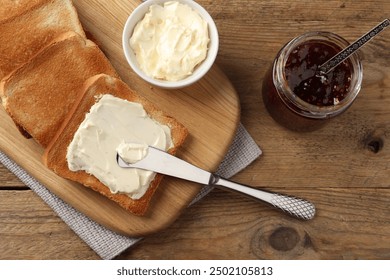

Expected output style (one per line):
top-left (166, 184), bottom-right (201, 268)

top-left (0, 0), bottom-right (240, 236)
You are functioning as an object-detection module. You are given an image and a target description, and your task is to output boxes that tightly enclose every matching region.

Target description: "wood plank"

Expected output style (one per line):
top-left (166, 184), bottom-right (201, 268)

top-left (0, 164), bottom-right (23, 188)
top-left (209, 0), bottom-right (390, 190)
top-left (1, 187), bottom-right (389, 259)
top-left (0, 190), bottom-right (98, 260)
top-left (120, 187), bottom-right (390, 260)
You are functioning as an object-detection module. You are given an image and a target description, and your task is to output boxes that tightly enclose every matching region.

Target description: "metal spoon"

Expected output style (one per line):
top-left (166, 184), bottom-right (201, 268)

top-left (318, 19), bottom-right (390, 75)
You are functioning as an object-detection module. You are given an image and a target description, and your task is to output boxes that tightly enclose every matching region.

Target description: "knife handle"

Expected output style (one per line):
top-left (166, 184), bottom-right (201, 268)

top-left (213, 176), bottom-right (316, 220)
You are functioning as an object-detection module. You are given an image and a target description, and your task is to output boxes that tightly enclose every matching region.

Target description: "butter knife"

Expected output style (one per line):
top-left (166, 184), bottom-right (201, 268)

top-left (117, 146), bottom-right (316, 220)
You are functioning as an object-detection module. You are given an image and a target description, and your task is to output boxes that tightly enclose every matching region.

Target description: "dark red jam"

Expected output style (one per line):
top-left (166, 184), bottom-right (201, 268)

top-left (262, 39), bottom-right (354, 132)
top-left (285, 41), bottom-right (352, 106)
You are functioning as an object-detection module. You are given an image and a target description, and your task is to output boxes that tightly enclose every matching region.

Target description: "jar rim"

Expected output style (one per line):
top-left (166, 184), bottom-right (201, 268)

top-left (273, 31), bottom-right (363, 119)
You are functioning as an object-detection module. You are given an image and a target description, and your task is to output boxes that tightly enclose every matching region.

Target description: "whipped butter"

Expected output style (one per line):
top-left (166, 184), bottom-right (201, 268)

top-left (130, 1), bottom-right (209, 81)
top-left (66, 94), bottom-right (173, 199)
top-left (117, 142), bottom-right (149, 164)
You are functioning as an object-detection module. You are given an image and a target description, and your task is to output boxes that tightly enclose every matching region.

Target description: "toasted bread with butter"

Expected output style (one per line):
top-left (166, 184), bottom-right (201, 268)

top-left (0, 32), bottom-right (119, 147)
top-left (0, 0), bottom-right (86, 80)
top-left (42, 74), bottom-right (188, 216)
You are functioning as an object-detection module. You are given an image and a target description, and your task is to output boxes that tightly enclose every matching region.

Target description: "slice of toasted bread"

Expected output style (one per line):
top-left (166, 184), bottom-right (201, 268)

top-left (0, 0), bottom-right (50, 22)
top-left (0, 0), bottom-right (86, 80)
top-left (0, 32), bottom-right (119, 148)
top-left (42, 74), bottom-right (188, 215)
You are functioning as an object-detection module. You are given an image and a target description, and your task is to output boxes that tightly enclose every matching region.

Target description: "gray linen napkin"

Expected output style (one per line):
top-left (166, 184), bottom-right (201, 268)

top-left (0, 123), bottom-right (261, 259)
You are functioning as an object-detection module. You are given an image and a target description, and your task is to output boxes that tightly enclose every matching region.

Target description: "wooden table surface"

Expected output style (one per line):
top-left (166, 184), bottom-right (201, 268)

top-left (1, 0), bottom-right (389, 259)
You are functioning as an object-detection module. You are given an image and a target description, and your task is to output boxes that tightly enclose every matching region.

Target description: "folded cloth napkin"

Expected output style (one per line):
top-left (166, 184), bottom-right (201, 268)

top-left (0, 123), bottom-right (261, 259)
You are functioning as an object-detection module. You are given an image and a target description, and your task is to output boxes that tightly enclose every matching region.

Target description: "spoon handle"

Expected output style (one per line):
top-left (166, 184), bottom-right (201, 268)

top-left (214, 177), bottom-right (316, 220)
top-left (318, 19), bottom-right (390, 74)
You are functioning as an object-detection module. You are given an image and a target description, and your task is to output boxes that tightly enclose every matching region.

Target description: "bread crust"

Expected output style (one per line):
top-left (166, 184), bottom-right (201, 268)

top-left (43, 74), bottom-right (188, 216)
top-left (0, 32), bottom-right (119, 148)
top-left (0, 0), bottom-right (86, 80)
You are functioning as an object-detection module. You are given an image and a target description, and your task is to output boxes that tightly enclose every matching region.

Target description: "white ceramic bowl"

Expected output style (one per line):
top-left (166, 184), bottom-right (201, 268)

top-left (122, 0), bottom-right (219, 89)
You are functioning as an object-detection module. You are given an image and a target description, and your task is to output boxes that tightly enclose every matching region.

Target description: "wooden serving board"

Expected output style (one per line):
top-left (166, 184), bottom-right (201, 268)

top-left (0, 0), bottom-right (240, 236)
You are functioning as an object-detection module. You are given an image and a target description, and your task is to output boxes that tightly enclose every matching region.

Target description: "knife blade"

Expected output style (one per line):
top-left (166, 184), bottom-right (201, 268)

top-left (117, 146), bottom-right (316, 220)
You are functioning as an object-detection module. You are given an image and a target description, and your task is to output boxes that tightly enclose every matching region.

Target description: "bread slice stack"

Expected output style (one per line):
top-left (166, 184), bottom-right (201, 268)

top-left (1, 31), bottom-right (119, 147)
top-left (0, 0), bottom-right (86, 80)
top-left (0, 0), bottom-right (188, 215)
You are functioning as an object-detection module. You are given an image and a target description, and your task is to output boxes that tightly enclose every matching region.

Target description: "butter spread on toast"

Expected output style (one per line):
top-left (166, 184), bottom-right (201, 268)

top-left (117, 142), bottom-right (149, 164)
top-left (66, 94), bottom-right (173, 200)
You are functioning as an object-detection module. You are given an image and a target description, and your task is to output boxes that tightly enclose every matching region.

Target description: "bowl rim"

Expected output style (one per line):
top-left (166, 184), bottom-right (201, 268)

top-left (122, 0), bottom-right (219, 89)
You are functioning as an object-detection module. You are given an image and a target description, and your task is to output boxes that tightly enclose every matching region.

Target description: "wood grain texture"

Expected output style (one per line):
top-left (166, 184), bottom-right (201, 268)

top-left (0, 164), bottom-right (23, 187)
top-left (0, 190), bottom-right (98, 260)
top-left (120, 187), bottom-right (390, 260)
top-left (1, 187), bottom-right (389, 259)
top-left (0, 0), bottom-right (389, 259)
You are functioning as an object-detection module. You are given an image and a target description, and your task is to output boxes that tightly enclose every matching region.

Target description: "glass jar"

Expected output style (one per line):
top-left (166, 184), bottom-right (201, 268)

top-left (262, 31), bottom-right (363, 132)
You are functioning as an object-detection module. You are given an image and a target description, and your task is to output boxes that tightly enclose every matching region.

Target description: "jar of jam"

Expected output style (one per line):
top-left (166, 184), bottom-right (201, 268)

top-left (262, 31), bottom-right (363, 132)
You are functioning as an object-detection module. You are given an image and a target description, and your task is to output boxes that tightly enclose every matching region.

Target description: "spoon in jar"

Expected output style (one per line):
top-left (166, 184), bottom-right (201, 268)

top-left (317, 18), bottom-right (389, 75)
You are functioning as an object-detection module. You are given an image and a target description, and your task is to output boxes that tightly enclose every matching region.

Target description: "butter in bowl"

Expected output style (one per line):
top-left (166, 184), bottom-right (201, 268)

top-left (122, 0), bottom-right (219, 89)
